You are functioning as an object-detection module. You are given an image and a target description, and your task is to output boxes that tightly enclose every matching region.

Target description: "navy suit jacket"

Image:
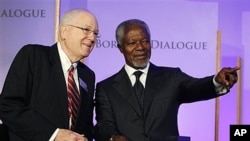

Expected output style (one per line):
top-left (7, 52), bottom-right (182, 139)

top-left (94, 63), bottom-right (219, 141)
top-left (0, 44), bottom-right (95, 141)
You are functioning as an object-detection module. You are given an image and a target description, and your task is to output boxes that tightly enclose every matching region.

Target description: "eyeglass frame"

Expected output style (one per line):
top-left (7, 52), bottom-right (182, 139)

top-left (67, 24), bottom-right (101, 38)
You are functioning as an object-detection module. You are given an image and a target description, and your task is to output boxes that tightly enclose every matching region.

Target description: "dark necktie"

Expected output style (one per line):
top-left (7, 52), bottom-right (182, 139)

top-left (67, 65), bottom-right (80, 129)
top-left (133, 71), bottom-right (144, 110)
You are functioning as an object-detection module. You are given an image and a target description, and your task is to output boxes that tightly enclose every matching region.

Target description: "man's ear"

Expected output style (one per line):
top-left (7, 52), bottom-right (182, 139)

top-left (60, 25), bottom-right (67, 39)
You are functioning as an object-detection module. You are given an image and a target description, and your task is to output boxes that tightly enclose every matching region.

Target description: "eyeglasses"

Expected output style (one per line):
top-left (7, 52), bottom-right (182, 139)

top-left (67, 25), bottom-right (101, 38)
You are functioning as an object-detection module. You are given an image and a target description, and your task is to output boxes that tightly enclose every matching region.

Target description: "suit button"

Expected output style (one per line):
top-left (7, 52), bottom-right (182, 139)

top-left (145, 133), bottom-right (148, 137)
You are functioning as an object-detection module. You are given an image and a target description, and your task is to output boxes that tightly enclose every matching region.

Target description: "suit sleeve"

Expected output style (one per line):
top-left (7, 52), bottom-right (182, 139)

top-left (0, 45), bottom-right (56, 141)
top-left (175, 68), bottom-right (218, 103)
top-left (94, 83), bottom-right (119, 141)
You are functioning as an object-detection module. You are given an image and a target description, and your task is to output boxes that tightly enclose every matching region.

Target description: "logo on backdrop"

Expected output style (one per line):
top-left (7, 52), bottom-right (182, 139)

top-left (0, 9), bottom-right (46, 18)
top-left (95, 39), bottom-right (208, 50)
top-left (230, 125), bottom-right (250, 141)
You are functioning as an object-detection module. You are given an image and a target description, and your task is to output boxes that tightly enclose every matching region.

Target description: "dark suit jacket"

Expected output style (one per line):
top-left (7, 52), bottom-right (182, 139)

top-left (94, 63), bottom-right (219, 141)
top-left (0, 44), bottom-right (95, 141)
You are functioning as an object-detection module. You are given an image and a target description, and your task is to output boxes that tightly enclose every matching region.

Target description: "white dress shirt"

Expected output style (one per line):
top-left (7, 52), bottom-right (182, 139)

top-left (49, 42), bottom-right (80, 141)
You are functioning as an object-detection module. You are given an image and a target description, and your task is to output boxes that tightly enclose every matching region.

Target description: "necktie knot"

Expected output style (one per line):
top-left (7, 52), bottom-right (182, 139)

top-left (68, 65), bottom-right (75, 73)
top-left (134, 71), bottom-right (143, 81)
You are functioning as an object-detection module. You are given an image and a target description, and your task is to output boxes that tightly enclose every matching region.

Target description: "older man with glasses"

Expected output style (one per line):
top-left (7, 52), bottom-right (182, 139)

top-left (0, 9), bottom-right (99, 141)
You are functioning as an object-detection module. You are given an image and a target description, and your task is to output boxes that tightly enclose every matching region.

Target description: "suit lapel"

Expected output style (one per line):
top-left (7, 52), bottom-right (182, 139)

top-left (143, 63), bottom-right (164, 117)
top-left (114, 68), bottom-right (143, 118)
top-left (49, 44), bottom-right (69, 128)
top-left (76, 63), bottom-right (91, 121)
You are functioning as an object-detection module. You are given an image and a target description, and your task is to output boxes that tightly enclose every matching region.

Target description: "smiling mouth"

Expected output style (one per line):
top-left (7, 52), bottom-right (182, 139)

top-left (82, 43), bottom-right (92, 48)
top-left (134, 53), bottom-right (148, 59)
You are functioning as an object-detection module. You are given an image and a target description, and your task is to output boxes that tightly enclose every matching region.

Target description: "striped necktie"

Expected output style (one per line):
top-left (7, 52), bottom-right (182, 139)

top-left (67, 65), bottom-right (80, 129)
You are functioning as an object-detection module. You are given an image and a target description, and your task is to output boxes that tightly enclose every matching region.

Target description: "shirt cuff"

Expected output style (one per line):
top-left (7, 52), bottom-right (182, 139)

top-left (213, 75), bottom-right (228, 95)
top-left (49, 128), bottom-right (59, 141)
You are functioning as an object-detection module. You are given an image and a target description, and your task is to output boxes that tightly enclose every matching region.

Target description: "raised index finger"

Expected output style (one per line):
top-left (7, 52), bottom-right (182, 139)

top-left (226, 66), bottom-right (240, 74)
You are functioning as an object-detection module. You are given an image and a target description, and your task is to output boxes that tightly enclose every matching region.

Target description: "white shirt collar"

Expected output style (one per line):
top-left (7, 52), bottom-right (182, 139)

top-left (124, 62), bottom-right (150, 77)
top-left (124, 63), bottom-right (150, 86)
top-left (57, 42), bottom-right (77, 72)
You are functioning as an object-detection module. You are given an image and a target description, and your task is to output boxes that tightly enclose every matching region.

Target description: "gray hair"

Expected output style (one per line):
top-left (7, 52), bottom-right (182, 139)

top-left (115, 19), bottom-right (151, 46)
top-left (58, 9), bottom-right (94, 40)
top-left (60, 9), bottom-right (90, 26)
